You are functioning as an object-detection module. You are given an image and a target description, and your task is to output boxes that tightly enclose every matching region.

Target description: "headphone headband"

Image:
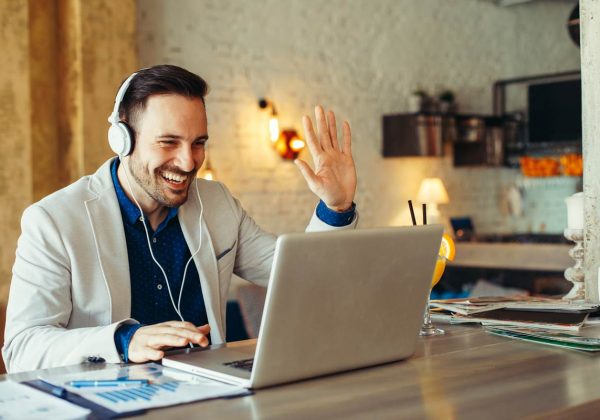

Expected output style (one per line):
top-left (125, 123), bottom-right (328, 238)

top-left (108, 70), bottom-right (145, 156)
top-left (108, 72), bottom-right (138, 125)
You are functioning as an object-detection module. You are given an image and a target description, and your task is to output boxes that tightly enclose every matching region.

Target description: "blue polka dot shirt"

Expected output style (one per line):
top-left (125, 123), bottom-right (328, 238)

top-left (111, 159), bottom-right (208, 361)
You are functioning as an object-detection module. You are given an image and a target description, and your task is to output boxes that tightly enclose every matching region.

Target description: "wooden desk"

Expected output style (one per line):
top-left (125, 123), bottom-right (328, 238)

top-left (5, 324), bottom-right (600, 419)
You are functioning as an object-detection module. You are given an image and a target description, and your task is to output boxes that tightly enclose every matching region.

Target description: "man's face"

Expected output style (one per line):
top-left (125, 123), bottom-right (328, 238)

top-left (127, 94), bottom-right (208, 208)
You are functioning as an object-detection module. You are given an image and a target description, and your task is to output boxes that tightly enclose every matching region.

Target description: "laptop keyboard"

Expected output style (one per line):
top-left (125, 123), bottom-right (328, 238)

top-left (223, 358), bottom-right (254, 372)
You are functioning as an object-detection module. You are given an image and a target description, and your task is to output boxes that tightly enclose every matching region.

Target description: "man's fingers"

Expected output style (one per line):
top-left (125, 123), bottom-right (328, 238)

top-left (195, 325), bottom-right (211, 346)
top-left (167, 328), bottom-right (207, 345)
top-left (146, 333), bottom-right (191, 349)
top-left (315, 106), bottom-right (333, 151)
top-left (160, 321), bottom-right (197, 331)
top-left (143, 326), bottom-right (205, 343)
top-left (327, 110), bottom-right (339, 150)
top-left (130, 349), bottom-right (164, 363)
top-left (342, 121), bottom-right (352, 155)
top-left (134, 323), bottom-right (209, 348)
top-left (144, 331), bottom-right (209, 349)
top-left (145, 349), bottom-right (164, 361)
top-left (197, 324), bottom-right (211, 333)
top-left (294, 159), bottom-right (319, 188)
top-left (128, 346), bottom-right (165, 363)
top-left (302, 115), bottom-right (321, 157)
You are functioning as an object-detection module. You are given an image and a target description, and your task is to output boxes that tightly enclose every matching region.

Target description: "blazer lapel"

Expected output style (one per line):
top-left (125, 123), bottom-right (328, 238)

top-left (85, 159), bottom-right (132, 322)
top-left (179, 181), bottom-right (224, 343)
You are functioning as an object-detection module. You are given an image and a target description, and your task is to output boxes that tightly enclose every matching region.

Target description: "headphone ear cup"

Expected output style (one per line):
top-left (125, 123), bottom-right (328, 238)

top-left (119, 122), bottom-right (134, 156)
top-left (108, 122), bottom-right (134, 156)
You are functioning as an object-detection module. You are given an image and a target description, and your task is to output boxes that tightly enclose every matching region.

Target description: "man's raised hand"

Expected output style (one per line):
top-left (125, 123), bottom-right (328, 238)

top-left (295, 106), bottom-right (357, 212)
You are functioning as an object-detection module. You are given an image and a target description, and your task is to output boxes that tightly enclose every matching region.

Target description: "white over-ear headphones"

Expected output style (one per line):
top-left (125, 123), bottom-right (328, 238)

top-left (107, 72), bottom-right (138, 156)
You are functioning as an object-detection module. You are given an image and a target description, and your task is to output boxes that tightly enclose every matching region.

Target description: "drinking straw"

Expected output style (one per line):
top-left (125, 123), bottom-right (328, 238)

top-left (408, 200), bottom-right (417, 226)
top-left (422, 203), bottom-right (427, 225)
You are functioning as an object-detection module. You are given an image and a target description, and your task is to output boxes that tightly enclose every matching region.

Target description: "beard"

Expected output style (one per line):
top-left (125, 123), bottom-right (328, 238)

top-left (126, 154), bottom-right (197, 208)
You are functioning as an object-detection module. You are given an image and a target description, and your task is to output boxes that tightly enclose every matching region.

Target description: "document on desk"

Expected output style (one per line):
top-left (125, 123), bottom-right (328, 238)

top-left (0, 380), bottom-right (90, 419)
top-left (40, 363), bottom-right (249, 414)
top-left (485, 325), bottom-right (600, 352)
top-left (431, 297), bottom-right (600, 316)
top-left (431, 297), bottom-right (600, 331)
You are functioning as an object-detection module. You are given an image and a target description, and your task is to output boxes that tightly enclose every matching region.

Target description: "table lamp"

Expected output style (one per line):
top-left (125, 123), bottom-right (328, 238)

top-left (417, 178), bottom-right (449, 224)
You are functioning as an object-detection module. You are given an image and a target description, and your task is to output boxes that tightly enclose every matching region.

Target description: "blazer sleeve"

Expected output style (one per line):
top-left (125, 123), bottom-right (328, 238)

top-left (2, 204), bottom-right (133, 373)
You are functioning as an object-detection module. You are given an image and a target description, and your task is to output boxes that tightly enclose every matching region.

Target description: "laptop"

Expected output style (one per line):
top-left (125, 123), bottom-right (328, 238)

top-left (163, 225), bottom-right (443, 389)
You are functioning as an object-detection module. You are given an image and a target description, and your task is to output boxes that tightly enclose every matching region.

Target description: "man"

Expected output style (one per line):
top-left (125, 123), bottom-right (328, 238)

top-left (2, 65), bottom-right (357, 373)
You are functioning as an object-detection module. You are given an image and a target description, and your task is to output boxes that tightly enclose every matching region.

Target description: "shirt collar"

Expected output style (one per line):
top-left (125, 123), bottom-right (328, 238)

top-left (110, 159), bottom-right (179, 230)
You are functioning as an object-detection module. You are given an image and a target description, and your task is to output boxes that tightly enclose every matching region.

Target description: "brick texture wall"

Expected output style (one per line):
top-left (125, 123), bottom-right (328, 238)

top-left (137, 0), bottom-right (580, 234)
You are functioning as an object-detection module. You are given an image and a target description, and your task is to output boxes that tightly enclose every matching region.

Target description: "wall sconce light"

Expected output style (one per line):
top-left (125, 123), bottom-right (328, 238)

top-left (259, 98), bottom-right (305, 160)
top-left (276, 129), bottom-right (305, 160)
top-left (258, 98), bottom-right (280, 144)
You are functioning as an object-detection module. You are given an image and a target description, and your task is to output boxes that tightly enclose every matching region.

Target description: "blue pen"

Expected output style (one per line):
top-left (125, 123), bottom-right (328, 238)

top-left (38, 379), bottom-right (68, 398)
top-left (68, 379), bottom-right (149, 388)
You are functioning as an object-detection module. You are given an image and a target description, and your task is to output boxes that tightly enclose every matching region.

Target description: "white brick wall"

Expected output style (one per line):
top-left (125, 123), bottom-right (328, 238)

top-left (137, 0), bottom-right (580, 234)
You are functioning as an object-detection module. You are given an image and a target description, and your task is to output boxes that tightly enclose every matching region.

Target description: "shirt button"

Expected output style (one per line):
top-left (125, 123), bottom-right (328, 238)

top-left (152, 238), bottom-right (157, 243)
top-left (139, 216), bottom-right (143, 222)
top-left (157, 284), bottom-right (163, 290)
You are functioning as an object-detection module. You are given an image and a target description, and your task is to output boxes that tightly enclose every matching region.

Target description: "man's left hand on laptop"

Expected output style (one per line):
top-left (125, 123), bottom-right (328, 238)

top-left (127, 322), bottom-right (211, 363)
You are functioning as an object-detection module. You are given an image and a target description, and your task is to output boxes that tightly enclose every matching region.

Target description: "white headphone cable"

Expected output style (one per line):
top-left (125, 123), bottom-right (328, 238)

top-left (121, 157), bottom-right (184, 322)
top-left (176, 179), bottom-right (204, 316)
top-left (120, 155), bottom-right (204, 328)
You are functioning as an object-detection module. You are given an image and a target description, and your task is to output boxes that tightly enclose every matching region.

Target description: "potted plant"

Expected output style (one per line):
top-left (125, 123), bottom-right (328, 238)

top-left (439, 90), bottom-right (456, 114)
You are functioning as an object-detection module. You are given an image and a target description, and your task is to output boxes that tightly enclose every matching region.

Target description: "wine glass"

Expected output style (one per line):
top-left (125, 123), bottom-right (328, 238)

top-left (420, 234), bottom-right (454, 336)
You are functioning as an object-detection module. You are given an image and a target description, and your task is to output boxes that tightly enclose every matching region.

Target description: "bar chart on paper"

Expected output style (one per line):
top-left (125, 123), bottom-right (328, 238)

top-left (40, 363), bottom-right (247, 414)
top-left (95, 381), bottom-right (181, 404)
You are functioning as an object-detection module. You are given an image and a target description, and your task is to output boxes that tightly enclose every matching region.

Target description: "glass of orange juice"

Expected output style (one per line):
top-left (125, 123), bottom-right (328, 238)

top-left (420, 233), bottom-right (455, 336)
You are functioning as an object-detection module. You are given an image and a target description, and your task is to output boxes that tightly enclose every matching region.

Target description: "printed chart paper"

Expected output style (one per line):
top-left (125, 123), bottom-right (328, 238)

top-left (41, 363), bottom-right (247, 414)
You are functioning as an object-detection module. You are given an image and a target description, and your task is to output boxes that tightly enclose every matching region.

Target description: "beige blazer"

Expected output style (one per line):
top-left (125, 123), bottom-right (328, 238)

top-left (3, 158), bottom-right (357, 373)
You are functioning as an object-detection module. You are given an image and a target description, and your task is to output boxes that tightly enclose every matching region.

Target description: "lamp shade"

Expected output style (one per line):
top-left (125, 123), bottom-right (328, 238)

top-left (417, 178), bottom-right (449, 204)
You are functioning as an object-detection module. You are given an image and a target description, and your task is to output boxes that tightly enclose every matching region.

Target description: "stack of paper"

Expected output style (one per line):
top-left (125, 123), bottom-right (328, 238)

top-left (430, 297), bottom-right (600, 331)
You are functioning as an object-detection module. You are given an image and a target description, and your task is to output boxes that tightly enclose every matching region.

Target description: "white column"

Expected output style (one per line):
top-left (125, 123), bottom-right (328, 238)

top-left (581, 0), bottom-right (600, 302)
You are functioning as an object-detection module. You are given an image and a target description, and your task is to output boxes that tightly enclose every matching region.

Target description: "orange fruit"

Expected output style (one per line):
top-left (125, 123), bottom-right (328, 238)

top-left (430, 233), bottom-right (455, 288)
top-left (439, 233), bottom-right (455, 261)
top-left (431, 257), bottom-right (446, 288)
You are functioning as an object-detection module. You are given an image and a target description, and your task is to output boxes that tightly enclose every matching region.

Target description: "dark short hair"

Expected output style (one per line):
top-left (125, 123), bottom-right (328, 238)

top-left (118, 64), bottom-right (209, 133)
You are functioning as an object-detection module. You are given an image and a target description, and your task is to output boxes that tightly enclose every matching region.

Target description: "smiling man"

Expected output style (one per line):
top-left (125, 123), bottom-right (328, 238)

top-left (2, 65), bottom-right (358, 372)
